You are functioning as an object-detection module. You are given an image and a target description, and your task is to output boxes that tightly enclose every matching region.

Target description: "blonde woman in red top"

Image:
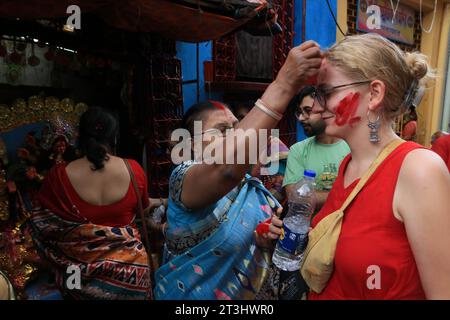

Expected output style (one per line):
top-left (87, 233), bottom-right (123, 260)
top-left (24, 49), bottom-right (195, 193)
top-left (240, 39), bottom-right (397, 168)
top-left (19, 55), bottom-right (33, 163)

top-left (268, 34), bottom-right (450, 299)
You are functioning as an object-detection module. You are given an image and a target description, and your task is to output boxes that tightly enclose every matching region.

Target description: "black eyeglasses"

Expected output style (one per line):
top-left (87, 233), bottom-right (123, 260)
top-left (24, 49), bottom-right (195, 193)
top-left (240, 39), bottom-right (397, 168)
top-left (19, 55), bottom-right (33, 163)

top-left (194, 126), bottom-right (235, 137)
top-left (295, 106), bottom-right (313, 119)
top-left (312, 80), bottom-right (372, 109)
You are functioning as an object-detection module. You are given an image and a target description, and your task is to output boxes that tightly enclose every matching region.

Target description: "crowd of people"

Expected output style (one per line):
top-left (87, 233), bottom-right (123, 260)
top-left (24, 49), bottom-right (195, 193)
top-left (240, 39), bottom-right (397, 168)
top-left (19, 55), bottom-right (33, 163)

top-left (2, 33), bottom-right (450, 300)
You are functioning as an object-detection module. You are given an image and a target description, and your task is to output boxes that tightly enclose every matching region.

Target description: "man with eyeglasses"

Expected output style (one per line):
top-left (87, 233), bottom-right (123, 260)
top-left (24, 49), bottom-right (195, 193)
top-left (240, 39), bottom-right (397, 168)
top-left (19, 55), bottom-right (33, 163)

top-left (283, 86), bottom-right (350, 211)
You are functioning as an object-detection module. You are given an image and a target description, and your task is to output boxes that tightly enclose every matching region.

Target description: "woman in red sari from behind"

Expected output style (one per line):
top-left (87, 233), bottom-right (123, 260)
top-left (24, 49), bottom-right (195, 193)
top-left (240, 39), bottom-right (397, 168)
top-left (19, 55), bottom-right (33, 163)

top-left (30, 107), bottom-right (152, 300)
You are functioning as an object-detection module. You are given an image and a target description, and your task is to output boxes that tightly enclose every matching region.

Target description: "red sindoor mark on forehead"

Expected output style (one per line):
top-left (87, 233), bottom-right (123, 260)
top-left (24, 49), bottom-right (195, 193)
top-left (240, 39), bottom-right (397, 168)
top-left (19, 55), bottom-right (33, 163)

top-left (305, 74), bottom-right (318, 85)
top-left (209, 100), bottom-right (235, 124)
top-left (334, 92), bottom-right (361, 127)
top-left (209, 100), bottom-right (226, 111)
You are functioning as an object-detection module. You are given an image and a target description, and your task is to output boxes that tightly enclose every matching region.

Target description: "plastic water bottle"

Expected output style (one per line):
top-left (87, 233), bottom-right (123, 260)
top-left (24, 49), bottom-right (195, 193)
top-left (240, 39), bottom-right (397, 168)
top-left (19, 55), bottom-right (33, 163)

top-left (272, 170), bottom-right (316, 272)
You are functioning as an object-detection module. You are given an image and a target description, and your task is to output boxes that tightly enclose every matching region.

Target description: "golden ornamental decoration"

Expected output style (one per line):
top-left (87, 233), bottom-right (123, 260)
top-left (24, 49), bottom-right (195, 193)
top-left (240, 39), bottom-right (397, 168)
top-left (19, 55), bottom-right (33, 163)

top-left (11, 99), bottom-right (27, 115)
top-left (0, 105), bottom-right (12, 129)
top-left (60, 98), bottom-right (75, 113)
top-left (0, 96), bottom-right (89, 133)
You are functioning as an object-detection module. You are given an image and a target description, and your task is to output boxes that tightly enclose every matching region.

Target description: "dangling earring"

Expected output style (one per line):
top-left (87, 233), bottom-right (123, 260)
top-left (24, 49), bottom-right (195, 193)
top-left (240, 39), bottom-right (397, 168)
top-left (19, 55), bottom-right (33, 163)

top-left (367, 110), bottom-right (381, 143)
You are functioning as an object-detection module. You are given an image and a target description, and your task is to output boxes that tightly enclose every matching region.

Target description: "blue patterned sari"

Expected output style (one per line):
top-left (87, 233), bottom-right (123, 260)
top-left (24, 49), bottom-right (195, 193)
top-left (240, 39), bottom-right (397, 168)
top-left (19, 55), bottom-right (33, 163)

top-left (154, 161), bottom-right (280, 300)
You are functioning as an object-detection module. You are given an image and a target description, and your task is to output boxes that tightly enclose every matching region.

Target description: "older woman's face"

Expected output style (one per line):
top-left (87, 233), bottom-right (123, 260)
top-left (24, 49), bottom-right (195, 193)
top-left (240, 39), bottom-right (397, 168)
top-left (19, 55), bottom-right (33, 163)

top-left (312, 60), bottom-right (371, 138)
top-left (202, 108), bottom-right (238, 135)
top-left (193, 108), bottom-right (239, 159)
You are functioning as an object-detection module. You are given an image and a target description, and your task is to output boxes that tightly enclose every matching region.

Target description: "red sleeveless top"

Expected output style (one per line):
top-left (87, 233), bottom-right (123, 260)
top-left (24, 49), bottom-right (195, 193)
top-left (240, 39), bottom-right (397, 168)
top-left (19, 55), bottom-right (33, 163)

top-left (308, 142), bottom-right (426, 300)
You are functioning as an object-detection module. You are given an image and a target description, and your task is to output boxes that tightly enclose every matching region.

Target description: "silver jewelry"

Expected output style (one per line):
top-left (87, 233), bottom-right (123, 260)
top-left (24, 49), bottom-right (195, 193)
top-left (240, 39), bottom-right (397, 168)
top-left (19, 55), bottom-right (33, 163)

top-left (367, 110), bottom-right (381, 143)
top-left (254, 99), bottom-right (283, 121)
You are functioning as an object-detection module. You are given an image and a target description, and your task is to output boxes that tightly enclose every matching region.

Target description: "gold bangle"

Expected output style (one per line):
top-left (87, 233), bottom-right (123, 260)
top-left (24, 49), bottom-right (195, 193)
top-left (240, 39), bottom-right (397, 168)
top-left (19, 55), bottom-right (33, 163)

top-left (254, 99), bottom-right (283, 121)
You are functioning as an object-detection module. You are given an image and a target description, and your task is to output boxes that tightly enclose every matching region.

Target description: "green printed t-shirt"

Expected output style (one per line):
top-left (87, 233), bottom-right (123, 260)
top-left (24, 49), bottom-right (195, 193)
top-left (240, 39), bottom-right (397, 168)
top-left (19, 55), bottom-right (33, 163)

top-left (282, 137), bottom-right (350, 191)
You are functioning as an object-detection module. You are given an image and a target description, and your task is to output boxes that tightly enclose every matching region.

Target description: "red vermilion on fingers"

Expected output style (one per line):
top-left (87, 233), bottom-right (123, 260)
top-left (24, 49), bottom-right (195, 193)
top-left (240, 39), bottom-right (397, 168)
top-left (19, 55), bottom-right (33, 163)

top-left (334, 92), bottom-right (361, 127)
top-left (255, 217), bottom-right (273, 236)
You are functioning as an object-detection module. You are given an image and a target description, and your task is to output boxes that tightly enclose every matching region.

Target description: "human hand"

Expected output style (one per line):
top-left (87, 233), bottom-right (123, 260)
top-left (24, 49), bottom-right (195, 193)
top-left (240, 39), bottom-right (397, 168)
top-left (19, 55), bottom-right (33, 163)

top-left (275, 41), bottom-right (323, 94)
top-left (255, 207), bottom-right (284, 249)
top-left (148, 197), bottom-right (167, 211)
top-left (267, 212), bottom-right (283, 240)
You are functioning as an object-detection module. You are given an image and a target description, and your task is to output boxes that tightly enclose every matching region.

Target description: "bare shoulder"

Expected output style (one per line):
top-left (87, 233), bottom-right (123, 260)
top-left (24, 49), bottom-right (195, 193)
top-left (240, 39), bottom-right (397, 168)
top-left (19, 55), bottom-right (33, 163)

top-left (395, 148), bottom-right (450, 221)
top-left (399, 148), bottom-right (449, 183)
top-left (65, 158), bottom-right (89, 177)
top-left (108, 156), bottom-right (132, 178)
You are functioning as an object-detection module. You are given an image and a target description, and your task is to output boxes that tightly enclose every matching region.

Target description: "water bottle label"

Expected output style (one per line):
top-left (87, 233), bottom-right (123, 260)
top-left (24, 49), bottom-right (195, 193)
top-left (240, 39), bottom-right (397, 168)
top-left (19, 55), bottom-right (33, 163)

top-left (278, 223), bottom-right (308, 255)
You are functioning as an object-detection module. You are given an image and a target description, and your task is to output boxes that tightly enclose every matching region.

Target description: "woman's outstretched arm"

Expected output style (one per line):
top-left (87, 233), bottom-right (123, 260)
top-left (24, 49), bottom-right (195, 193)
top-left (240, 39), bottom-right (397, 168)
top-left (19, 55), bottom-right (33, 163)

top-left (181, 41), bottom-right (323, 210)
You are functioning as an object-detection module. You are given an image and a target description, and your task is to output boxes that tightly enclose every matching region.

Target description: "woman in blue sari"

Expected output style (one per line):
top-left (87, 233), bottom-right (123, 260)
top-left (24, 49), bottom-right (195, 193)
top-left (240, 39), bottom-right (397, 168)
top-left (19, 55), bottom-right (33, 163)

top-left (155, 41), bottom-right (322, 300)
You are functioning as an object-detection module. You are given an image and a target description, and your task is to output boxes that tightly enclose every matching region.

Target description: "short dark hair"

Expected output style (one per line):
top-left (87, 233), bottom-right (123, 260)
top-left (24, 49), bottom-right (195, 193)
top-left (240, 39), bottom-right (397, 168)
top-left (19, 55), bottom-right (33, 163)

top-left (181, 101), bottom-right (230, 135)
top-left (78, 107), bottom-right (118, 171)
top-left (288, 86), bottom-right (315, 115)
top-left (295, 86), bottom-right (315, 106)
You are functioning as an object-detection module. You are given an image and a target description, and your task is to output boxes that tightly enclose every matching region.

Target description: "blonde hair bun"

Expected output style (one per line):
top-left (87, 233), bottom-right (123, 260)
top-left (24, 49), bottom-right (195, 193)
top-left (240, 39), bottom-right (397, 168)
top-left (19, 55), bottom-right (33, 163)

top-left (404, 52), bottom-right (429, 81)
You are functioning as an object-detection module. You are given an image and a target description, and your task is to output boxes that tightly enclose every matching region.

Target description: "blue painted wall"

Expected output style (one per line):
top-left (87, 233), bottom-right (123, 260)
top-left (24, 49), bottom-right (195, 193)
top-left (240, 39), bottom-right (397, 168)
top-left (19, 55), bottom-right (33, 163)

top-left (294, 0), bottom-right (307, 143)
top-left (304, 0), bottom-right (338, 49)
top-left (294, 0), bottom-right (338, 142)
top-left (176, 41), bottom-right (222, 112)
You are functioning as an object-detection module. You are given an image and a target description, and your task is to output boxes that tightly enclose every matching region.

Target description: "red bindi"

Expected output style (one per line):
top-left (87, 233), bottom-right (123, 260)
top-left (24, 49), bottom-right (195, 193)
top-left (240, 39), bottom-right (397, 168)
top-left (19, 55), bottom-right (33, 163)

top-left (334, 92), bottom-right (361, 127)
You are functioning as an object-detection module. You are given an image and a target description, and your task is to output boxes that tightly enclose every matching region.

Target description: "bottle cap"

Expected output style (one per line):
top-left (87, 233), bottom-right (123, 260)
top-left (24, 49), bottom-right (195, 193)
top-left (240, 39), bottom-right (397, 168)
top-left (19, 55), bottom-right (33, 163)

top-left (304, 169), bottom-right (316, 178)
